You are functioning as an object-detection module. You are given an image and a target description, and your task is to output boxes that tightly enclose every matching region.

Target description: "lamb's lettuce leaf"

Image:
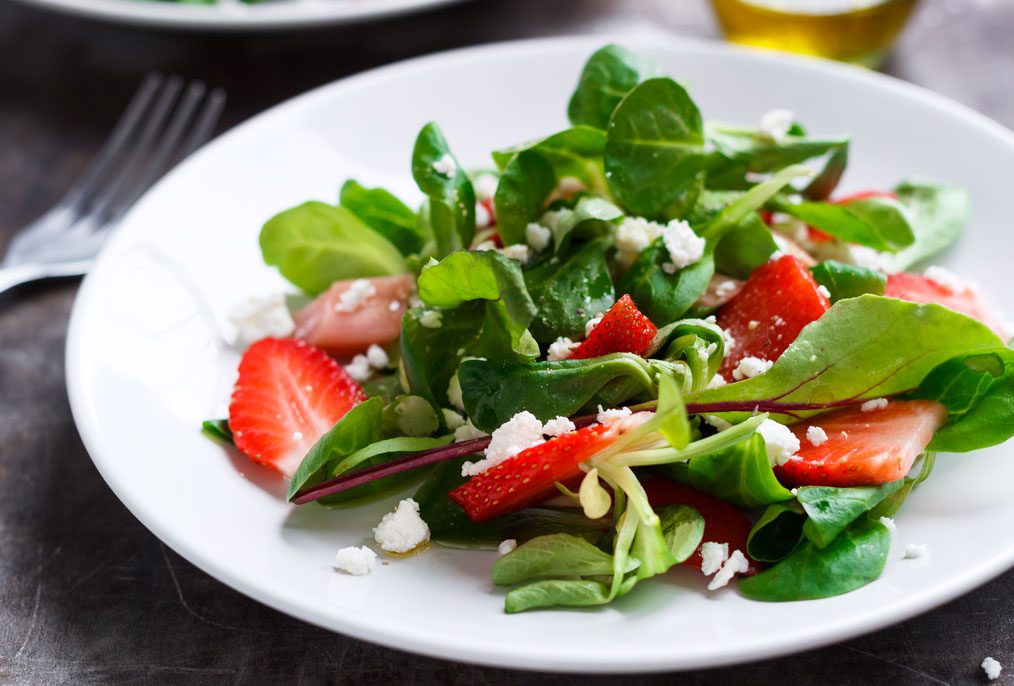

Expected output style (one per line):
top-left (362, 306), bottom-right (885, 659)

top-left (493, 534), bottom-right (632, 586)
top-left (568, 44), bottom-right (662, 130)
top-left (809, 260), bottom-right (886, 302)
top-left (494, 150), bottom-right (556, 245)
top-left (339, 180), bottom-right (425, 256)
top-left (880, 181), bottom-right (969, 272)
top-left (544, 196), bottom-right (623, 251)
top-left (797, 481), bottom-right (904, 548)
top-left (747, 501), bottom-right (806, 562)
top-left (411, 122), bottom-right (475, 257)
top-left (772, 195), bottom-right (915, 252)
top-left (492, 127), bottom-right (609, 195)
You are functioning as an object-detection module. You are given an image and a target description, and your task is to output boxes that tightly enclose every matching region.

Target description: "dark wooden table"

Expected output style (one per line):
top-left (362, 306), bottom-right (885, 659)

top-left (1, 0), bottom-right (1012, 683)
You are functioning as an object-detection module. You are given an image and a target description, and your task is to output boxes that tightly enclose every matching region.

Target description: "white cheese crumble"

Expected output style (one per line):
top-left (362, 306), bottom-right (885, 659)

top-left (904, 543), bottom-right (928, 559)
top-left (700, 541), bottom-right (729, 576)
top-left (472, 173), bottom-right (498, 201)
top-left (419, 309), bottom-right (443, 328)
top-left (556, 176), bottom-right (585, 197)
top-left (707, 373), bottom-right (728, 389)
top-left (229, 294), bottom-right (295, 346)
top-left (525, 222), bottom-right (552, 252)
top-left (715, 280), bottom-right (739, 300)
top-left (585, 314), bottom-right (604, 337)
top-left (661, 219), bottom-right (706, 269)
top-left (446, 372), bottom-right (464, 411)
top-left (473, 240), bottom-right (497, 252)
top-left (849, 245), bottom-right (884, 270)
top-left (732, 356), bottom-right (773, 381)
top-left (817, 284), bottom-right (832, 299)
top-left (597, 405), bottom-right (633, 424)
top-left (432, 153), bottom-right (457, 177)
top-left (547, 336), bottom-right (580, 361)
top-left (441, 408), bottom-right (466, 431)
top-left (924, 265), bottom-right (973, 293)
top-left (388, 300), bottom-right (402, 313)
top-left (662, 262), bottom-right (677, 275)
top-left (758, 419), bottom-right (800, 467)
top-left (708, 549), bottom-right (750, 590)
top-left (475, 202), bottom-right (492, 229)
top-left (344, 354), bottom-right (372, 382)
top-left (366, 344), bottom-right (389, 369)
top-left (806, 425), bottom-right (828, 447)
top-left (334, 545), bottom-right (378, 576)
top-left (335, 279), bottom-right (377, 313)
top-left (759, 108), bottom-right (794, 142)
top-left (982, 657), bottom-right (1002, 681)
top-left (879, 516), bottom-right (897, 532)
top-left (542, 416), bottom-right (576, 436)
top-left (498, 539), bottom-right (518, 556)
top-left (462, 411), bottom-right (547, 476)
top-left (860, 397), bottom-right (889, 412)
top-left (500, 243), bottom-right (531, 264)
top-left (453, 419), bottom-right (488, 443)
top-left (373, 498), bottom-right (430, 553)
top-left (722, 328), bottom-right (737, 351)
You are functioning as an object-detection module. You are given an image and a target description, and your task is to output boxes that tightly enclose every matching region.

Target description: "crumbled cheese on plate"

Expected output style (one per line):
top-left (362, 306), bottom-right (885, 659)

top-left (334, 546), bottom-right (377, 576)
top-left (373, 499), bottom-right (430, 553)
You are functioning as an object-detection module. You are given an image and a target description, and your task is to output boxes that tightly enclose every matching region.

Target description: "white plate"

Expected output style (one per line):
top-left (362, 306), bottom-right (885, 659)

top-left (66, 36), bottom-right (1014, 673)
top-left (11, 0), bottom-right (467, 30)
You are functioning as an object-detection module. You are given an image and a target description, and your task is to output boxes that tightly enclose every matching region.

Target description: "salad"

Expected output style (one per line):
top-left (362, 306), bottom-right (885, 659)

top-left (205, 44), bottom-right (1014, 613)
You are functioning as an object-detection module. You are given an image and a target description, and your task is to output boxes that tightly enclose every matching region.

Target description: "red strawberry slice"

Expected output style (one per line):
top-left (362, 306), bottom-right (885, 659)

top-left (641, 478), bottom-right (759, 575)
top-left (570, 294), bottom-right (657, 360)
top-left (228, 338), bottom-right (367, 477)
top-left (449, 413), bottom-right (649, 523)
top-left (717, 254), bottom-right (830, 378)
top-left (886, 272), bottom-right (1009, 340)
top-left (777, 399), bottom-right (947, 487)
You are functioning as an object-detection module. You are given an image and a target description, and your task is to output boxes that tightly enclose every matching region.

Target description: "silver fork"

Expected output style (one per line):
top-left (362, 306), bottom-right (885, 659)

top-left (0, 74), bottom-right (226, 295)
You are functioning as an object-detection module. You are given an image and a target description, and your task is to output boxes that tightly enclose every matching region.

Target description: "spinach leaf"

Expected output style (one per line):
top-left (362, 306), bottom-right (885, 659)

top-left (747, 502), bottom-right (806, 562)
top-left (667, 433), bottom-right (794, 508)
top-left (691, 295), bottom-right (1003, 419)
top-left (201, 419), bottom-right (233, 445)
top-left (544, 196), bottom-right (623, 251)
top-left (705, 124), bottom-right (848, 190)
top-left (658, 504), bottom-right (705, 563)
top-left (260, 202), bottom-right (408, 295)
top-left (411, 122), bottom-right (475, 256)
top-left (739, 517), bottom-right (891, 601)
top-left (567, 44), bottom-right (662, 130)
top-left (797, 481), bottom-right (904, 548)
top-left (772, 195), bottom-right (914, 252)
top-left (648, 318), bottom-right (725, 392)
top-left (809, 260), bottom-right (886, 302)
top-left (492, 127), bottom-right (609, 195)
top-left (458, 354), bottom-right (655, 432)
top-left (380, 396), bottom-right (441, 437)
top-left (287, 398), bottom-right (382, 500)
top-left (339, 180), bottom-right (424, 256)
top-left (504, 579), bottom-right (614, 613)
top-left (400, 303), bottom-right (488, 408)
top-left (604, 78), bottom-right (708, 217)
top-left (493, 533), bottom-right (635, 585)
top-left (525, 238), bottom-right (615, 344)
top-left (869, 453), bottom-right (935, 519)
top-left (911, 348), bottom-right (1014, 452)
top-left (686, 190), bottom-right (778, 279)
top-left (494, 150), bottom-right (556, 246)
top-left (621, 237), bottom-right (714, 325)
top-left (880, 181), bottom-right (970, 272)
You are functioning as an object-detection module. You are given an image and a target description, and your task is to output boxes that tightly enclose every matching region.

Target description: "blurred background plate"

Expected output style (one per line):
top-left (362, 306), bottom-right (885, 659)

top-left (66, 35), bottom-right (1014, 673)
top-left (8, 0), bottom-right (470, 31)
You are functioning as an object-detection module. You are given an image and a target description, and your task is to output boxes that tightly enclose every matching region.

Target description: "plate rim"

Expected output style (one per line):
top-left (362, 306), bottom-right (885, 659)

top-left (66, 33), bottom-right (1014, 673)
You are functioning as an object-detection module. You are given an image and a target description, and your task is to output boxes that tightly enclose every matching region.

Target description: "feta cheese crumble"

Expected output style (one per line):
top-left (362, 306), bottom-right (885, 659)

top-left (498, 539), bottom-right (518, 556)
top-left (806, 425), bottom-right (828, 447)
top-left (441, 408), bottom-right (466, 431)
top-left (614, 216), bottom-right (662, 255)
top-left (817, 284), bottom-right (831, 299)
top-left (759, 108), bottom-right (794, 143)
top-left (473, 240), bottom-right (497, 252)
top-left (335, 279), bottom-right (377, 313)
top-left (419, 309), bottom-right (443, 328)
top-left (365, 344), bottom-right (389, 369)
top-left (982, 657), bottom-right (1002, 681)
top-left (904, 543), bottom-right (928, 559)
top-left (661, 219), bottom-right (706, 269)
top-left (924, 265), bottom-right (972, 293)
top-left (732, 356), bottom-right (773, 380)
top-left (708, 549), bottom-right (749, 590)
top-left (462, 411), bottom-right (547, 476)
top-left (229, 294), bottom-right (295, 346)
top-left (525, 222), bottom-right (552, 252)
top-left (373, 499), bottom-right (430, 553)
top-left (722, 329), bottom-right (737, 351)
top-left (475, 202), bottom-right (492, 229)
top-left (715, 280), bottom-right (739, 300)
top-left (758, 418), bottom-right (800, 467)
top-left (700, 542), bottom-right (729, 576)
top-left (344, 354), bottom-right (372, 382)
top-left (547, 336), bottom-right (580, 361)
top-left (334, 546), bottom-right (377, 576)
top-left (878, 516), bottom-right (897, 532)
top-left (597, 405), bottom-right (632, 424)
top-left (446, 372), bottom-right (464, 411)
top-left (542, 416), bottom-right (576, 436)
top-left (860, 397), bottom-right (889, 412)
top-left (500, 243), bottom-right (531, 264)
top-left (707, 373), bottom-right (728, 389)
top-left (432, 153), bottom-right (457, 177)
top-left (585, 314), bottom-right (604, 337)
top-left (453, 419), bottom-right (488, 443)
top-left (472, 173), bottom-right (498, 201)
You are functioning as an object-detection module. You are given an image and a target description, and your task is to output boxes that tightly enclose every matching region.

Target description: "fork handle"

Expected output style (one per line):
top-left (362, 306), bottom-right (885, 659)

top-left (0, 262), bottom-right (87, 296)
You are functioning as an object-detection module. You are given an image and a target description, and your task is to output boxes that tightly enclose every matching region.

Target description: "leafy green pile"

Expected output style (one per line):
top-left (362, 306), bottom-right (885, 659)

top-left (216, 44), bottom-right (1014, 613)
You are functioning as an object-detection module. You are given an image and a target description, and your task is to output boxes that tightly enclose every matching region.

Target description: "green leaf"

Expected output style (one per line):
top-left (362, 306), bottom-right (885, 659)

top-left (656, 374), bottom-right (691, 449)
top-left (869, 454), bottom-right (935, 519)
top-left (494, 150), bottom-right (555, 246)
top-left (658, 504), bottom-right (705, 563)
top-left (260, 202), bottom-right (408, 295)
top-left (400, 304), bottom-right (488, 408)
top-left (567, 44), bottom-right (663, 130)
top-left (604, 78), bottom-right (707, 217)
top-left (739, 517), bottom-right (891, 601)
top-left (797, 481), bottom-right (904, 548)
top-left (492, 127), bottom-right (609, 195)
top-left (339, 180), bottom-right (425, 256)
top-left (809, 260), bottom-right (887, 302)
top-left (504, 579), bottom-right (613, 613)
top-left (543, 196), bottom-right (623, 252)
top-left (525, 238), bottom-right (615, 344)
top-left (802, 144), bottom-right (849, 200)
top-left (287, 398), bottom-right (383, 500)
top-left (380, 396), bottom-right (441, 437)
top-left (621, 238), bottom-right (715, 326)
top-left (493, 533), bottom-right (636, 586)
top-left (648, 318), bottom-right (725, 392)
top-left (686, 190), bottom-right (778, 279)
top-left (880, 181), bottom-right (970, 272)
top-left (747, 501), bottom-right (806, 562)
top-left (201, 419), bottom-right (233, 445)
top-left (773, 195), bottom-right (915, 252)
top-left (668, 433), bottom-right (793, 508)
top-left (411, 122), bottom-right (475, 256)
top-left (911, 348), bottom-right (1014, 452)
top-left (458, 354), bottom-right (656, 432)
top-left (691, 295), bottom-right (1004, 419)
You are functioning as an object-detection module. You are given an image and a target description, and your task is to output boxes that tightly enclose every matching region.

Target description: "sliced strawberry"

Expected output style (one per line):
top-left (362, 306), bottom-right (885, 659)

top-left (886, 272), bottom-right (1009, 340)
top-left (571, 294), bottom-right (657, 360)
top-left (228, 338), bottom-right (367, 477)
top-left (480, 198), bottom-right (497, 228)
top-left (777, 399), bottom-right (947, 487)
top-left (641, 478), bottom-right (758, 575)
top-left (449, 413), bottom-right (649, 523)
top-left (717, 254), bottom-right (830, 378)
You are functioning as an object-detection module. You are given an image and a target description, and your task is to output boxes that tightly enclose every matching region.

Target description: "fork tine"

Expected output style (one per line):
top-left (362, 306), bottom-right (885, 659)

top-left (60, 73), bottom-right (164, 218)
top-left (178, 87), bottom-right (227, 161)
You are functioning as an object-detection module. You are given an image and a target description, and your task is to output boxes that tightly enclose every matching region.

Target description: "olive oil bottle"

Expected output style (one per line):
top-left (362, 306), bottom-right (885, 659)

top-left (710, 0), bottom-right (919, 67)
